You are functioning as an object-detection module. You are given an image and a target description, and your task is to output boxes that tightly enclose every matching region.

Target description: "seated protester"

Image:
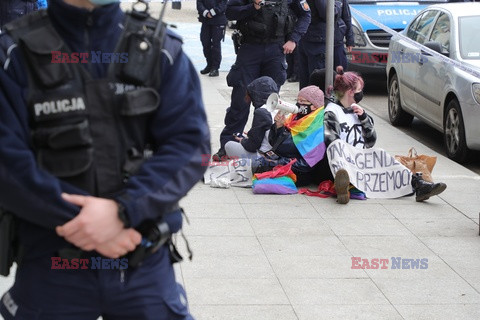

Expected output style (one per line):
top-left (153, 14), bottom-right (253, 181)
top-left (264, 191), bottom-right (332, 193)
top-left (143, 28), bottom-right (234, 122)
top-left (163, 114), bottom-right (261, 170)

top-left (323, 66), bottom-right (446, 204)
top-left (267, 86), bottom-right (326, 186)
top-left (225, 76), bottom-right (279, 165)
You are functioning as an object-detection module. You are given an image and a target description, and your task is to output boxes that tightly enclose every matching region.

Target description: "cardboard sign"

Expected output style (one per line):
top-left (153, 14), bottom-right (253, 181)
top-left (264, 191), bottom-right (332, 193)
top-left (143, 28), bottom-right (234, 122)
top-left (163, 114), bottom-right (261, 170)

top-left (327, 140), bottom-right (412, 199)
top-left (203, 158), bottom-right (252, 187)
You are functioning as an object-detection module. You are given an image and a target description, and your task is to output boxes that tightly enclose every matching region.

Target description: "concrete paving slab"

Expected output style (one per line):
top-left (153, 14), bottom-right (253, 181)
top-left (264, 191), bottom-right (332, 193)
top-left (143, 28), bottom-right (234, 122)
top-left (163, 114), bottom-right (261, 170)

top-left (313, 202), bottom-right (396, 220)
top-left (281, 278), bottom-right (390, 305)
top-left (241, 202), bottom-right (320, 219)
top-left (395, 304), bottom-right (480, 320)
top-left (181, 202), bottom-right (247, 219)
top-left (374, 278), bottom-right (480, 304)
top-left (187, 278), bottom-right (289, 305)
top-left (181, 255), bottom-right (276, 280)
top-left (326, 218), bottom-right (411, 236)
top-left (267, 255), bottom-right (368, 280)
top-left (339, 235), bottom-right (435, 257)
top-left (249, 218), bottom-right (334, 237)
top-left (401, 217), bottom-right (478, 237)
top-left (293, 304), bottom-right (403, 320)
top-left (259, 235), bottom-right (351, 257)
top-left (190, 305), bottom-right (298, 320)
top-left (184, 218), bottom-right (255, 237)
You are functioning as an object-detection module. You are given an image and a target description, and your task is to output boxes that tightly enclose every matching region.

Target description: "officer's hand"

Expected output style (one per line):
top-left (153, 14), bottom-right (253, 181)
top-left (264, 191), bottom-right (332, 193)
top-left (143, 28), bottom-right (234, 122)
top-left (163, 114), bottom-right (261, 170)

top-left (56, 194), bottom-right (124, 251)
top-left (283, 41), bottom-right (296, 54)
top-left (95, 228), bottom-right (142, 259)
top-left (346, 46), bottom-right (353, 53)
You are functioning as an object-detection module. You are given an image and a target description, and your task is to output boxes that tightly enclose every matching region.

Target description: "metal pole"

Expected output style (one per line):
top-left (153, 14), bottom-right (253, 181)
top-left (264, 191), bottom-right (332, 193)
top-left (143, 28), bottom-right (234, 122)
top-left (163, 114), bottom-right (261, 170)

top-left (325, 0), bottom-right (335, 92)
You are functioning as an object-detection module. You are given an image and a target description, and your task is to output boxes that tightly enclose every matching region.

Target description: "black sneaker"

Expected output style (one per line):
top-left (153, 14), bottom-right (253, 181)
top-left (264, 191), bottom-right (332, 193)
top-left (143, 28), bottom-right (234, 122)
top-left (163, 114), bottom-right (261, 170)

top-left (200, 66), bottom-right (211, 75)
top-left (212, 148), bottom-right (226, 162)
top-left (208, 69), bottom-right (219, 77)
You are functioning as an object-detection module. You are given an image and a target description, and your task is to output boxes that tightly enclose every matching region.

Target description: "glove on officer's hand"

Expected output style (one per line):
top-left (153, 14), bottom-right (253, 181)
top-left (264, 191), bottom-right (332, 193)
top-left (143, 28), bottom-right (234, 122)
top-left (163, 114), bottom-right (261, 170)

top-left (56, 194), bottom-right (125, 251)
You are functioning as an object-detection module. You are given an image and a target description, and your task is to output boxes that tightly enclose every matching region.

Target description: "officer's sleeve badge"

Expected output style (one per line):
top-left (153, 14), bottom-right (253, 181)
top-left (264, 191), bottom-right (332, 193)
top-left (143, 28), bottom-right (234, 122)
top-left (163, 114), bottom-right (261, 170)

top-left (299, 0), bottom-right (310, 11)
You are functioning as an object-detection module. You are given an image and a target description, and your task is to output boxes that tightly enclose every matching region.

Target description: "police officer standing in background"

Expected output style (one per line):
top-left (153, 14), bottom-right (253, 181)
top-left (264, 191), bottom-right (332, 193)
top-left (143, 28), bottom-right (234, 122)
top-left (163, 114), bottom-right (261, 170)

top-left (0, 0), bottom-right (209, 319)
top-left (196, 0), bottom-right (227, 77)
top-left (297, 0), bottom-right (354, 89)
top-left (212, 0), bottom-right (310, 160)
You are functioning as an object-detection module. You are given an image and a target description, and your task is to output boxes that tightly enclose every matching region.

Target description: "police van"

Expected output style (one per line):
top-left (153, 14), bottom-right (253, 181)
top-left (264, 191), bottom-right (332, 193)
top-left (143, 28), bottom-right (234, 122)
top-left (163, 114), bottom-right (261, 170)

top-left (347, 0), bottom-right (449, 76)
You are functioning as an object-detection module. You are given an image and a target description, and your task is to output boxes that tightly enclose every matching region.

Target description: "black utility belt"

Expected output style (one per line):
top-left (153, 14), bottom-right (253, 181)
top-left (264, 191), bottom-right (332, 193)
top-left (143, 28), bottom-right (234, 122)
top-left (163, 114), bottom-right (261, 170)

top-left (242, 37), bottom-right (283, 45)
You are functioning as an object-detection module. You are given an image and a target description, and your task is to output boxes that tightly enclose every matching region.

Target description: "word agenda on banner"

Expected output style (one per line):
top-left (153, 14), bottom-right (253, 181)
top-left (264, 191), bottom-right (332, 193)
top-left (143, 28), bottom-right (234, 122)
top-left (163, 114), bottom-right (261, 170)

top-left (327, 140), bottom-right (412, 198)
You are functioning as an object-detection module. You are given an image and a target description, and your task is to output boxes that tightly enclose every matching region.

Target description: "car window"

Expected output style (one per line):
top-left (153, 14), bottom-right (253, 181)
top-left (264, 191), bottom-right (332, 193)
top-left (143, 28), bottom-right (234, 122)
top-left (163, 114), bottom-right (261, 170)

top-left (407, 10), bottom-right (438, 44)
top-left (429, 12), bottom-right (450, 53)
top-left (459, 15), bottom-right (480, 60)
top-left (406, 14), bottom-right (422, 39)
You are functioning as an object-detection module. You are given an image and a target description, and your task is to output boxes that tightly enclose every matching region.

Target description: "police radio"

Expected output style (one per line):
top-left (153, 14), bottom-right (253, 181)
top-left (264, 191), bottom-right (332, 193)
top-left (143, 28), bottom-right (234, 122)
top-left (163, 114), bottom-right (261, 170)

top-left (266, 93), bottom-right (299, 115)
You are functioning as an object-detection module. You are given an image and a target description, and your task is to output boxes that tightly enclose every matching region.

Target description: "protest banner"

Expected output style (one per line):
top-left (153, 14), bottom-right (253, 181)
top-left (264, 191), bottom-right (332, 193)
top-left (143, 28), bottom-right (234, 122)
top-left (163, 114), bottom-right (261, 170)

top-left (327, 140), bottom-right (412, 198)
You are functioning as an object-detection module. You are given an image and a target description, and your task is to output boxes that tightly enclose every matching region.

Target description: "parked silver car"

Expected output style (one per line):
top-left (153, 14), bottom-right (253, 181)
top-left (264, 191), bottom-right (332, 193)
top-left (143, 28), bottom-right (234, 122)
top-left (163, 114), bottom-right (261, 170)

top-left (386, 3), bottom-right (480, 162)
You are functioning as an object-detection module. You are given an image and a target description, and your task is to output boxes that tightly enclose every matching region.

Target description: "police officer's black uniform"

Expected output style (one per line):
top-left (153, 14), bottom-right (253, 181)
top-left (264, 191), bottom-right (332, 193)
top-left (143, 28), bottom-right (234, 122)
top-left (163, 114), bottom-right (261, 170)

top-left (0, 1), bottom-right (209, 319)
top-left (196, 0), bottom-right (227, 76)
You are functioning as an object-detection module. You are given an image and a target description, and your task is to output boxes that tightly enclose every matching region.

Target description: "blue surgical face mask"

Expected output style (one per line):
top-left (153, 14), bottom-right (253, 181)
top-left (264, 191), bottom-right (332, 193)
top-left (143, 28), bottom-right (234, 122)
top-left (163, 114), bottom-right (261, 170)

top-left (89, 0), bottom-right (119, 6)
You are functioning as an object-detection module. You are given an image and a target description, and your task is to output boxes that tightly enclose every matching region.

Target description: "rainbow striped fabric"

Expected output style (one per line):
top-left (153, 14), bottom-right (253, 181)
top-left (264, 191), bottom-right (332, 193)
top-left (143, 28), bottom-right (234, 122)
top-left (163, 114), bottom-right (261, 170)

top-left (252, 176), bottom-right (298, 194)
top-left (285, 107), bottom-right (326, 167)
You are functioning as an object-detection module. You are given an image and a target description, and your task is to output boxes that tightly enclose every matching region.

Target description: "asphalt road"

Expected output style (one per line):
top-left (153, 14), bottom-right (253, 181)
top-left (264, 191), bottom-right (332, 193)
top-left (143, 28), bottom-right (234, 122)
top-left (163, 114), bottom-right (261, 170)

top-left (361, 76), bottom-right (480, 175)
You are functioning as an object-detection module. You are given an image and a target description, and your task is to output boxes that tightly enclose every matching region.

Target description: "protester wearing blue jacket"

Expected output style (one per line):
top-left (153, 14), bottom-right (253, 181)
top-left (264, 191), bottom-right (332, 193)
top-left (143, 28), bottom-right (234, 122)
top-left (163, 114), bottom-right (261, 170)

top-left (0, 0), bottom-right (209, 319)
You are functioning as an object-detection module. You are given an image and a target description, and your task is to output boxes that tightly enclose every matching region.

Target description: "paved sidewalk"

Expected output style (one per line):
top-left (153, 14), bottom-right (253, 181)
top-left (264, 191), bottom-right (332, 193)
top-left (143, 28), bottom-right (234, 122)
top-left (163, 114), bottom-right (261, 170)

top-left (178, 71), bottom-right (480, 320)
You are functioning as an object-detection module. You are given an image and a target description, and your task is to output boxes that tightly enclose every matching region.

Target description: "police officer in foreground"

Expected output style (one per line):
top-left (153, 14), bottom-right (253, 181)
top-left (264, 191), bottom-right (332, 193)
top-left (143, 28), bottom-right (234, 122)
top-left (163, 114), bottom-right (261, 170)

top-left (212, 0), bottom-right (311, 161)
top-left (0, 0), bottom-right (210, 318)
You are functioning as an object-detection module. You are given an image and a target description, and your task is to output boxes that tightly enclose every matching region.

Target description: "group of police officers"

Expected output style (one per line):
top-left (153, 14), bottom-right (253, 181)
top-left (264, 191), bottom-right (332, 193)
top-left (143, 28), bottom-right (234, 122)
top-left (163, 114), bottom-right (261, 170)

top-left (208, 0), bottom-right (354, 160)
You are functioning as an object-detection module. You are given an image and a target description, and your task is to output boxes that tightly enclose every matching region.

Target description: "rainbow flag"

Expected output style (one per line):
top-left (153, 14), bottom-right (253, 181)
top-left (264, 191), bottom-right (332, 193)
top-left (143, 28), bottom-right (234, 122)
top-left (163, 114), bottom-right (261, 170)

top-left (285, 107), bottom-right (326, 167)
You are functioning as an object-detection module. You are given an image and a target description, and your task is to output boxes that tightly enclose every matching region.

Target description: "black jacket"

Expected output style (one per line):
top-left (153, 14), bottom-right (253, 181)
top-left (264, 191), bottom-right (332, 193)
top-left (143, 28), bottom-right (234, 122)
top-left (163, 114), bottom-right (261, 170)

top-left (197, 0), bottom-right (227, 25)
top-left (303, 0), bottom-right (354, 47)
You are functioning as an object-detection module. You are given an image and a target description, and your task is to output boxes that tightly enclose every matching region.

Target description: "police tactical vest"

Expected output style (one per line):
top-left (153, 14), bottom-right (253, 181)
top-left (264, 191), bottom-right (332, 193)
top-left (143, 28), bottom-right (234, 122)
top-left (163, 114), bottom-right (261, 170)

top-left (4, 10), bottom-right (180, 198)
top-left (238, 0), bottom-right (293, 44)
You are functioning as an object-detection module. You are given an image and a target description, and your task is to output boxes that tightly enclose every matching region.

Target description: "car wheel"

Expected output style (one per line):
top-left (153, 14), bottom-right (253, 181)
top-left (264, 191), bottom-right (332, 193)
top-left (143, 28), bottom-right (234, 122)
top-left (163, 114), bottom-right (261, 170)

top-left (444, 99), bottom-right (468, 163)
top-left (388, 73), bottom-right (413, 126)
